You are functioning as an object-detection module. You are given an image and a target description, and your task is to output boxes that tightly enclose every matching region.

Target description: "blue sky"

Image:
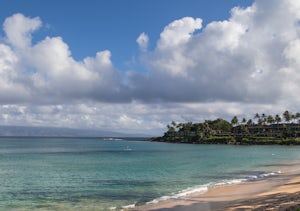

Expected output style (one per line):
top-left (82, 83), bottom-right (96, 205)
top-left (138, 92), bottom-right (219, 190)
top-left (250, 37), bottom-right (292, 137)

top-left (1, 0), bottom-right (252, 70)
top-left (0, 0), bottom-right (299, 135)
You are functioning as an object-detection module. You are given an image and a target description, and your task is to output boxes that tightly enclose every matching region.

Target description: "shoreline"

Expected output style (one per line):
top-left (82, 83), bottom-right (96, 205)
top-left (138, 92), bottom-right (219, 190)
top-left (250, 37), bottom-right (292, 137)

top-left (129, 164), bottom-right (300, 211)
top-left (151, 136), bottom-right (300, 146)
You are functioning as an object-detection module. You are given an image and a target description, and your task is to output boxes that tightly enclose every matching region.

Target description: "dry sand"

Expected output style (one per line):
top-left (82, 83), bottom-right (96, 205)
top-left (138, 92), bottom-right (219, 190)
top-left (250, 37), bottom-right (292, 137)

top-left (129, 167), bottom-right (300, 211)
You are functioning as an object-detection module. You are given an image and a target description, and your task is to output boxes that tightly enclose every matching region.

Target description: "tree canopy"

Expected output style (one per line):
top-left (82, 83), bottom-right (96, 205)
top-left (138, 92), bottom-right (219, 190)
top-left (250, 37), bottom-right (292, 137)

top-left (154, 110), bottom-right (300, 145)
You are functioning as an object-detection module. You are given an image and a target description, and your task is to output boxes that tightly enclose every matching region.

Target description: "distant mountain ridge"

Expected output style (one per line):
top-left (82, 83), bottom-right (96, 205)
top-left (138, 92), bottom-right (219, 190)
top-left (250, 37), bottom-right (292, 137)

top-left (0, 125), bottom-right (149, 137)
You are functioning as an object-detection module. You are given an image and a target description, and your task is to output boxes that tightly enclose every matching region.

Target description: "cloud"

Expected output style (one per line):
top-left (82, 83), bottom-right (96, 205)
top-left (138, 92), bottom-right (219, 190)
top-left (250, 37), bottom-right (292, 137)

top-left (1, 0), bottom-right (300, 134)
top-left (4, 2), bottom-right (299, 105)
top-left (136, 32), bottom-right (149, 52)
top-left (0, 13), bottom-right (128, 104)
top-left (0, 42), bottom-right (32, 103)
top-left (157, 17), bottom-right (202, 50)
top-left (4, 13), bottom-right (41, 49)
top-left (0, 101), bottom-right (286, 136)
top-left (130, 0), bottom-right (300, 106)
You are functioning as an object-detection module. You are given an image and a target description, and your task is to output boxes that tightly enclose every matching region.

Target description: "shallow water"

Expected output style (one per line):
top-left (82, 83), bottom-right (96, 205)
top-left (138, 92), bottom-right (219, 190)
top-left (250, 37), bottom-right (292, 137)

top-left (0, 137), bottom-right (299, 210)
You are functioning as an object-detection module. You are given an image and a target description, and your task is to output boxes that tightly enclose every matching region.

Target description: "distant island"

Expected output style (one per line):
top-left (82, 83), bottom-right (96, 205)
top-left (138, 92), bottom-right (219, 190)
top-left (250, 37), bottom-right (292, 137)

top-left (0, 125), bottom-right (149, 138)
top-left (151, 110), bottom-right (300, 145)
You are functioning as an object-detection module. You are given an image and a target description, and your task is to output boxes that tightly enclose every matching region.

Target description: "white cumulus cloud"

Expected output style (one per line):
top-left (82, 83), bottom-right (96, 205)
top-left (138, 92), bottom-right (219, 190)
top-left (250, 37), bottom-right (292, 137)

top-left (4, 13), bottom-right (42, 49)
top-left (130, 0), bottom-right (300, 106)
top-left (1, 0), bottom-right (300, 135)
top-left (136, 32), bottom-right (149, 52)
top-left (0, 13), bottom-right (128, 104)
top-left (158, 17), bottom-right (202, 50)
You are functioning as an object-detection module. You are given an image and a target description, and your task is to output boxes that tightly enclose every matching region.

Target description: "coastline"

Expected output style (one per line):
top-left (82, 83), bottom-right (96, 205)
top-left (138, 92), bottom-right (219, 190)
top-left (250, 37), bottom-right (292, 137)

top-left (129, 163), bottom-right (300, 211)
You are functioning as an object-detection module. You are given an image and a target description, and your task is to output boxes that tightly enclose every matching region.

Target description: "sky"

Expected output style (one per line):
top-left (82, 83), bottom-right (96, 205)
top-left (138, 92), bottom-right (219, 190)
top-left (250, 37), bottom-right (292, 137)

top-left (0, 0), bottom-right (300, 135)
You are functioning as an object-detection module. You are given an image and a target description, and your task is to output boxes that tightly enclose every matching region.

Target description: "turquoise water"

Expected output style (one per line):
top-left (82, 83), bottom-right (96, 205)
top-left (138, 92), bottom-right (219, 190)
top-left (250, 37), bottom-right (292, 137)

top-left (0, 137), bottom-right (300, 210)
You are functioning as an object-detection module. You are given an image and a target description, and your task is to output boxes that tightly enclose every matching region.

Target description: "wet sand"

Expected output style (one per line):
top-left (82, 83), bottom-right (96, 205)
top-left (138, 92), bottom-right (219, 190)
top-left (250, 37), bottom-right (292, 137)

top-left (129, 166), bottom-right (300, 211)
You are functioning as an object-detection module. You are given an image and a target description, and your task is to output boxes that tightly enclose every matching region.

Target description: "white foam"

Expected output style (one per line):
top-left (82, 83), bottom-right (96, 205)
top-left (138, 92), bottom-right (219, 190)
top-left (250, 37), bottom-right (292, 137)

top-left (145, 171), bottom-right (281, 206)
top-left (146, 185), bottom-right (209, 205)
top-left (104, 138), bottom-right (124, 141)
top-left (121, 204), bottom-right (135, 209)
top-left (261, 171), bottom-right (281, 177)
top-left (172, 185), bottom-right (209, 198)
top-left (246, 171), bottom-right (281, 181)
top-left (215, 178), bottom-right (247, 187)
top-left (146, 177), bottom-right (251, 205)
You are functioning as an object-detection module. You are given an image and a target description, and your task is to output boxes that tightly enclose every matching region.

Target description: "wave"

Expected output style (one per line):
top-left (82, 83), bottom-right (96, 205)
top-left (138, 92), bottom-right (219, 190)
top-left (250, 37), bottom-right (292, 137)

top-left (245, 171), bottom-right (281, 181)
top-left (109, 203), bottom-right (135, 211)
top-left (143, 170), bottom-right (281, 206)
top-left (121, 204), bottom-right (135, 209)
top-left (146, 185), bottom-right (209, 205)
top-left (103, 138), bottom-right (124, 141)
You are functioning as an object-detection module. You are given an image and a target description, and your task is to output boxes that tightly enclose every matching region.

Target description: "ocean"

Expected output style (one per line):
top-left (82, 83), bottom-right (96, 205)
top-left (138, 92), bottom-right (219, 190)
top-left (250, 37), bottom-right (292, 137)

top-left (0, 137), bottom-right (299, 210)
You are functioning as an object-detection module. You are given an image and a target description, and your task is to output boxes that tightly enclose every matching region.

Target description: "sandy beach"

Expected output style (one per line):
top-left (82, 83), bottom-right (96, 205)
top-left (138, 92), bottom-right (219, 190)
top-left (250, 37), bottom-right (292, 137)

top-left (129, 165), bottom-right (300, 211)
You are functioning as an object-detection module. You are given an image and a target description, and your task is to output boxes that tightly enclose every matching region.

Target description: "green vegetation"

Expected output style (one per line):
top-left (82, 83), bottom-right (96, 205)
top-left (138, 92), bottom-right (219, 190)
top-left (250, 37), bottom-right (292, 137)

top-left (151, 111), bottom-right (300, 145)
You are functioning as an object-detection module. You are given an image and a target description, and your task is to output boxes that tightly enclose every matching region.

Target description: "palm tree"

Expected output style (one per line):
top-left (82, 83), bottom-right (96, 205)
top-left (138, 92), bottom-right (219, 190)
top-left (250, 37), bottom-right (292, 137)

top-left (167, 124), bottom-right (176, 134)
top-left (242, 118), bottom-right (247, 125)
top-left (254, 113), bottom-right (260, 124)
top-left (261, 113), bottom-right (267, 125)
top-left (267, 115), bottom-right (275, 125)
top-left (171, 121), bottom-right (177, 128)
top-left (231, 116), bottom-right (239, 126)
top-left (247, 119), bottom-right (253, 126)
top-left (166, 125), bottom-right (176, 140)
top-left (176, 123), bottom-right (183, 131)
top-left (275, 114), bottom-right (281, 125)
top-left (258, 118), bottom-right (264, 126)
top-left (283, 110), bottom-right (291, 123)
top-left (266, 115), bottom-right (275, 135)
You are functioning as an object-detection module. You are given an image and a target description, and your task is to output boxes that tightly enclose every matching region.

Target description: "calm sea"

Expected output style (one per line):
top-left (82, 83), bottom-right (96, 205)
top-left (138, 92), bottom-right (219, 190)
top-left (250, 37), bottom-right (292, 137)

top-left (0, 137), bottom-right (299, 210)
